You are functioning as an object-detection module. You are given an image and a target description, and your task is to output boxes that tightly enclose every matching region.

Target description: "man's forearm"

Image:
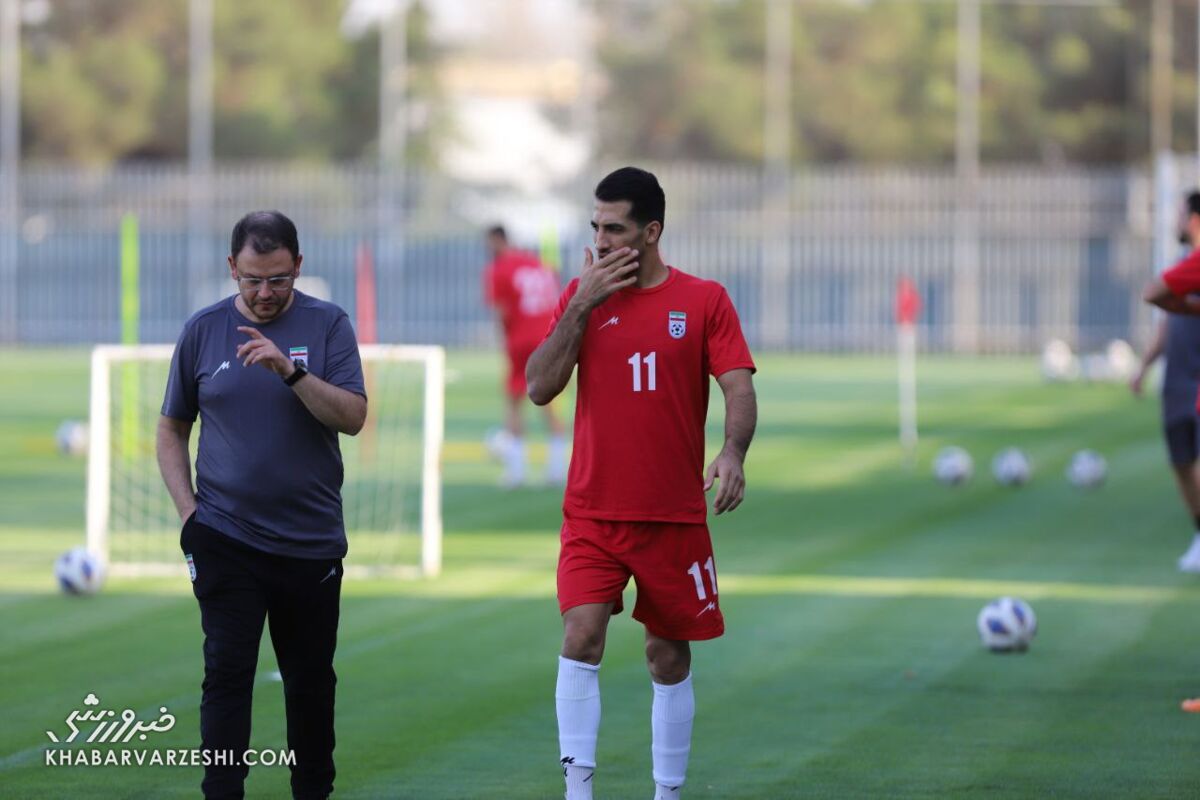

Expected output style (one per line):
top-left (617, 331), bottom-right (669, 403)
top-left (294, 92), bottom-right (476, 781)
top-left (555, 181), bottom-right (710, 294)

top-left (527, 301), bottom-right (589, 405)
top-left (1144, 278), bottom-right (1200, 315)
top-left (1141, 318), bottom-right (1168, 367)
top-left (721, 386), bottom-right (757, 460)
top-left (156, 422), bottom-right (196, 521)
top-left (291, 375), bottom-right (368, 435)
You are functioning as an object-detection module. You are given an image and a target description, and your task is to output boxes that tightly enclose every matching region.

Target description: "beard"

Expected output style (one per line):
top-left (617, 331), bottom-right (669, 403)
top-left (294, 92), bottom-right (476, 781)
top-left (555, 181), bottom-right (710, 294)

top-left (246, 293), bottom-right (288, 320)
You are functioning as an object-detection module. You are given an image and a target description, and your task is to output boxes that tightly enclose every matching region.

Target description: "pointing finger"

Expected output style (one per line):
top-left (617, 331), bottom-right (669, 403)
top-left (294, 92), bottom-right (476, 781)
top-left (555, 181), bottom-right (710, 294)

top-left (236, 326), bottom-right (263, 339)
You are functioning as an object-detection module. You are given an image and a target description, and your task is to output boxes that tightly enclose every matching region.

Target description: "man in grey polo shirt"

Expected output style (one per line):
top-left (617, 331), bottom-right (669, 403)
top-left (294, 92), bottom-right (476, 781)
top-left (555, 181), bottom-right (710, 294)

top-left (156, 210), bottom-right (366, 799)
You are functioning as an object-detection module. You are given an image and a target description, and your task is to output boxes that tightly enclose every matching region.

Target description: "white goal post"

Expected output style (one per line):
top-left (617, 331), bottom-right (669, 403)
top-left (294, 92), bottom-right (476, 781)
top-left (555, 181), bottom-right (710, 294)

top-left (86, 343), bottom-right (444, 578)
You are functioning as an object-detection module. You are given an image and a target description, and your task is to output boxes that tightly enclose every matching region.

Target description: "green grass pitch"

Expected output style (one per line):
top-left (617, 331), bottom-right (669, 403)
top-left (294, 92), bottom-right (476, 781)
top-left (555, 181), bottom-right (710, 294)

top-left (3, 348), bottom-right (1200, 798)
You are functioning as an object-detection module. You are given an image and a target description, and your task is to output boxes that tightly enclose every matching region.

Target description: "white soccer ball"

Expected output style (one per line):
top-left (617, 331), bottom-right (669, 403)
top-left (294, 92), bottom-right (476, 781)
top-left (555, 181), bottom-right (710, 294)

top-left (1066, 449), bottom-right (1107, 490)
top-left (1106, 339), bottom-right (1137, 381)
top-left (55, 420), bottom-right (88, 457)
top-left (933, 446), bottom-right (973, 486)
top-left (991, 447), bottom-right (1031, 487)
top-left (54, 546), bottom-right (105, 596)
top-left (483, 427), bottom-right (514, 462)
top-left (977, 596), bottom-right (1037, 652)
top-left (1041, 338), bottom-right (1078, 382)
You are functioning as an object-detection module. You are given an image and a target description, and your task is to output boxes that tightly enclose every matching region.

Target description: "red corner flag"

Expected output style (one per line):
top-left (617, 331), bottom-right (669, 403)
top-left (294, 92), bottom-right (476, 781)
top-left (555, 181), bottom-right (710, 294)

top-left (896, 276), bottom-right (921, 326)
top-left (355, 242), bottom-right (378, 345)
top-left (896, 277), bottom-right (920, 466)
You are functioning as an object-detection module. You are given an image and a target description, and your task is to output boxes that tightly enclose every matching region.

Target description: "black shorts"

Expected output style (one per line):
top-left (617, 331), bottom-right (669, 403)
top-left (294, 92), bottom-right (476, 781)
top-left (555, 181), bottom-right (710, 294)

top-left (1165, 416), bottom-right (1200, 465)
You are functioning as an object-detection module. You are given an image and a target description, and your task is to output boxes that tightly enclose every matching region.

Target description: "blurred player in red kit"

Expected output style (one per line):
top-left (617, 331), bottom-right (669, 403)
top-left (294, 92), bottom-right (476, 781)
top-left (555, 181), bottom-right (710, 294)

top-left (483, 225), bottom-right (568, 487)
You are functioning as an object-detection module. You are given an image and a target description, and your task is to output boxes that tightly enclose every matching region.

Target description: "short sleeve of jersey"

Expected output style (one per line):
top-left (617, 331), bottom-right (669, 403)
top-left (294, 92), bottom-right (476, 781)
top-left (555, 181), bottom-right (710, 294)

top-left (544, 279), bottom-right (581, 340)
top-left (325, 312), bottom-right (366, 398)
top-left (162, 321), bottom-right (199, 421)
top-left (1164, 250), bottom-right (1200, 296)
top-left (706, 288), bottom-right (756, 378)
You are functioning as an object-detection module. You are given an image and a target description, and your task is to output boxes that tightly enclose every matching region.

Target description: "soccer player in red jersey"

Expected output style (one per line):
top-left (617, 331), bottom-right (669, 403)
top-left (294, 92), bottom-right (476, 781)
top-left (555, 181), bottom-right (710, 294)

top-left (1139, 191), bottom-right (1200, 573)
top-left (483, 225), bottom-right (568, 487)
top-left (527, 167), bottom-right (758, 800)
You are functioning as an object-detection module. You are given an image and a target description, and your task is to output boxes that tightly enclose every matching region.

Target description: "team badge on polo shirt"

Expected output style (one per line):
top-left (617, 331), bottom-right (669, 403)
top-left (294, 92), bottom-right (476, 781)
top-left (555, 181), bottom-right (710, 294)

top-left (288, 346), bottom-right (309, 368)
top-left (668, 311), bottom-right (687, 339)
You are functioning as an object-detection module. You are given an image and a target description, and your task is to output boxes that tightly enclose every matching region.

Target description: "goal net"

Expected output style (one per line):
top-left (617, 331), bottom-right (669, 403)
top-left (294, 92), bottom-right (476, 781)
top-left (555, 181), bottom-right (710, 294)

top-left (86, 344), bottom-right (444, 578)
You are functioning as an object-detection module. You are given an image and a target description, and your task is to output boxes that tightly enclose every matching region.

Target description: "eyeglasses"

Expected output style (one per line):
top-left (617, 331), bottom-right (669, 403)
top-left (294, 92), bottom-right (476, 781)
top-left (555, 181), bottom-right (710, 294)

top-left (235, 273), bottom-right (295, 292)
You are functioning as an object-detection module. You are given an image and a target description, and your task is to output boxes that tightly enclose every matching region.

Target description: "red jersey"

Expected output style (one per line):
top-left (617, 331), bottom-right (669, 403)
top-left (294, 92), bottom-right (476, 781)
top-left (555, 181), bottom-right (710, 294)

top-left (1163, 249), bottom-right (1200, 295)
top-left (547, 267), bottom-right (756, 523)
top-left (483, 249), bottom-right (559, 347)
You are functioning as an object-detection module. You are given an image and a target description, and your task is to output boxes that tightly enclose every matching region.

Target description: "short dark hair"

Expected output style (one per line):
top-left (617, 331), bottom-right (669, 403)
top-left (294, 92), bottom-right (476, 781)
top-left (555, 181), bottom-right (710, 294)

top-left (595, 166), bottom-right (665, 230)
top-left (1187, 191), bottom-right (1200, 218)
top-left (486, 225), bottom-right (507, 240)
top-left (230, 211), bottom-right (300, 262)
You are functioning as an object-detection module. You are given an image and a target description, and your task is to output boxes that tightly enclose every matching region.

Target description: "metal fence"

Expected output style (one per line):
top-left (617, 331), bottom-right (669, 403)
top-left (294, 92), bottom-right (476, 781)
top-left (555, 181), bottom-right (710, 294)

top-left (0, 161), bottom-right (1166, 352)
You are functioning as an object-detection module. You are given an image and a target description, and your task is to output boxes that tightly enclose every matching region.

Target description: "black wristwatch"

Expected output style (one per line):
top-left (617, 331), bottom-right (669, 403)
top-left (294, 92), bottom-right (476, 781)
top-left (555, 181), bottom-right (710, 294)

top-left (284, 360), bottom-right (309, 386)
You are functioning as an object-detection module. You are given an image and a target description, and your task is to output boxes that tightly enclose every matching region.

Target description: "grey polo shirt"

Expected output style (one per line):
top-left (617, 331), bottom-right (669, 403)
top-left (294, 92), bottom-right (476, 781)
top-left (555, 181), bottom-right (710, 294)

top-left (162, 291), bottom-right (366, 559)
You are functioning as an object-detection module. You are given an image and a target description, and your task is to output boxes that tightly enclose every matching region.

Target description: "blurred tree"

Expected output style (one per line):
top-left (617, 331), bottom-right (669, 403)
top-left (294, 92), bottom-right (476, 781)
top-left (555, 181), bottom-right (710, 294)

top-left (595, 0), bottom-right (1189, 165)
top-left (18, 0), bottom-right (445, 164)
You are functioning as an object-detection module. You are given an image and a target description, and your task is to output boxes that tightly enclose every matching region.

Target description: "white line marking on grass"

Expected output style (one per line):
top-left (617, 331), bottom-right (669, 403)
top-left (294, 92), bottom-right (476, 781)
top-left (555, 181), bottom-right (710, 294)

top-left (721, 574), bottom-right (1198, 604)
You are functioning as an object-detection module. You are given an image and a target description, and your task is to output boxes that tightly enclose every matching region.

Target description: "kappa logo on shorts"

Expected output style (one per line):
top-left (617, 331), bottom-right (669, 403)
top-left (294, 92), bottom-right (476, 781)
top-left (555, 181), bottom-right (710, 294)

top-left (185, 553), bottom-right (196, 582)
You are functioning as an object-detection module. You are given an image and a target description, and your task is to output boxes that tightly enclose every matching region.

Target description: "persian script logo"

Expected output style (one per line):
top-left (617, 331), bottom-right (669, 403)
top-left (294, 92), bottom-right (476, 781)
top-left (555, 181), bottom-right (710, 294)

top-left (45, 694), bottom-right (176, 745)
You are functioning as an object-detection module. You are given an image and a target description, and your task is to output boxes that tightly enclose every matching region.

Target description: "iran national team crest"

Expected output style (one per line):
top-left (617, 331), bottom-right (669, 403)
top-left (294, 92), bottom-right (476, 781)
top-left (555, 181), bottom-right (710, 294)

top-left (668, 311), bottom-right (687, 339)
top-left (288, 346), bottom-right (309, 368)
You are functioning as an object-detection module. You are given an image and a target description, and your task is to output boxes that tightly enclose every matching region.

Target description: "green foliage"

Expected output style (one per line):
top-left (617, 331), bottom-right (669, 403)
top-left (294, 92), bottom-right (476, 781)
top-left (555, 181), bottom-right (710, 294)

top-left (597, 0), bottom-right (1197, 165)
top-left (18, 0), bottom-right (445, 164)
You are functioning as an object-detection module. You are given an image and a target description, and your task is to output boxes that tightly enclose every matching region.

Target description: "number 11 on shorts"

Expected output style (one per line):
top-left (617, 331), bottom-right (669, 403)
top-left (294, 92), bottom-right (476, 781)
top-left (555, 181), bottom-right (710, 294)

top-left (687, 556), bottom-right (718, 600)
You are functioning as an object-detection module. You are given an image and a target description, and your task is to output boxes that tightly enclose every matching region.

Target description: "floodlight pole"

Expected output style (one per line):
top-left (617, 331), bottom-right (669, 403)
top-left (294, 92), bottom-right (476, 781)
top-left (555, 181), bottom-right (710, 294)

top-left (188, 0), bottom-right (214, 309)
top-left (761, 0), bottom-right (792, 350)
top-left (953, 0), bottom-right (981, 354)
top-left (0, 0), bottom-right (18, 343)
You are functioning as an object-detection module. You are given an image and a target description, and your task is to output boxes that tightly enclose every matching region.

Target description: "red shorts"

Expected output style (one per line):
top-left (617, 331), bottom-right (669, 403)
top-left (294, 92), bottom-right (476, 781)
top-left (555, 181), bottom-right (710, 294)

top-left (505, 339), bottom-right (538, 398)
top-left (557, 514), bottom-right (724, 641)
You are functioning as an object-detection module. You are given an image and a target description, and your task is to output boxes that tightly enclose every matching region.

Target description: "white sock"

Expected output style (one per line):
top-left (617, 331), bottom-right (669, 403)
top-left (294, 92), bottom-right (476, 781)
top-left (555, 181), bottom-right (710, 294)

top-left (557, 656), bottom-right (600, 798)
top-left (503, 435), bottom-right (525, 484)
top-left (547, 434), bottom-right (568, 481)
top-left (566, 764), bottom-right (595, 800)
top-left (651, 673), bottom-right (694, 791)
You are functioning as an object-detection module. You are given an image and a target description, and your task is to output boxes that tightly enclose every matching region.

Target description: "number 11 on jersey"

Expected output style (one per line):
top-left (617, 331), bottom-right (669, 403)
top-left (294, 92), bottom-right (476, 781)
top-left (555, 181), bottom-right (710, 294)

top-left (628, 351), bottom-right (657, 392)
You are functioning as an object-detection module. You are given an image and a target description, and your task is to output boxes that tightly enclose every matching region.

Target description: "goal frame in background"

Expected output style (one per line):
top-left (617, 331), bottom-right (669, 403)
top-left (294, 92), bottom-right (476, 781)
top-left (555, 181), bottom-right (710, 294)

top-left (85, 343), bottom-right (445, 578)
